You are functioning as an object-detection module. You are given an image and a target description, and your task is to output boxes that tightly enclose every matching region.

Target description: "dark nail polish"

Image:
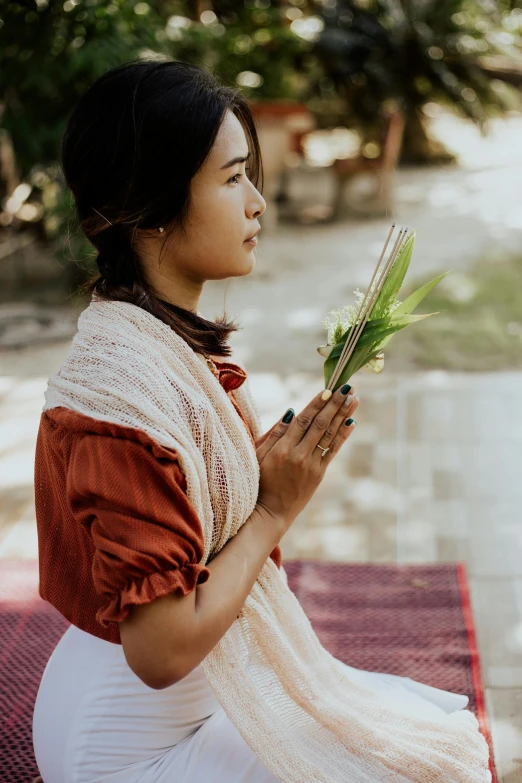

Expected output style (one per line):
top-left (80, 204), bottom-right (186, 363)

top-left (340, 384), bottom-right (352, 395)
top-left (282, 408), bottom-right (294, 424)
top-left (345, 418), bottom-right (356, 427)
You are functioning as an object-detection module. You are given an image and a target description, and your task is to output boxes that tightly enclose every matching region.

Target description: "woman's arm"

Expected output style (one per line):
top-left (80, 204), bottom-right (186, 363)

top-left (119, 504), bottom-right (284, 690)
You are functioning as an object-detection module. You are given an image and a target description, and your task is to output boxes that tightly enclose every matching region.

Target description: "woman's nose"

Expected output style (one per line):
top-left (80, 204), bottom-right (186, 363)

top-left (250, 193), bottom-right (266, 219)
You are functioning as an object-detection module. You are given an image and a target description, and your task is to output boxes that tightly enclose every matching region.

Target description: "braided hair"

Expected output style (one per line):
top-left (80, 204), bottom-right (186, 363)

top-left (60, 59), bottom-right (264, 357)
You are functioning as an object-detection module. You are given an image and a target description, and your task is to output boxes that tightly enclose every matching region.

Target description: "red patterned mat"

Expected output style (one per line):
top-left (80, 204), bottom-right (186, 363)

top-left (0, 559), bottom-right (497, 783)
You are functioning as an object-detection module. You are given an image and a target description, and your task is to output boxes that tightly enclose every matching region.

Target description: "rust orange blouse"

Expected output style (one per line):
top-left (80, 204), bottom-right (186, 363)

top-left (34, 359), bottom-right (281, 645)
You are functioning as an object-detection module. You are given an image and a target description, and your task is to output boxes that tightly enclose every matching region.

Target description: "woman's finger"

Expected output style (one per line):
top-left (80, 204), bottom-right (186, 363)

top-left (315, 394), bottom-right (359, 454)
top-left (256, 383), bottom-right (357, 464)
top-left (292, 383), bottom-right (354, 453)
top-left (320, 400), bottom-right (359, 464)
top-left (255, 421), bottom-right (279, 450)
top-left (255, 407), bottom-right (295, 463)
top-left (263, 384), bottom-right (346, 457)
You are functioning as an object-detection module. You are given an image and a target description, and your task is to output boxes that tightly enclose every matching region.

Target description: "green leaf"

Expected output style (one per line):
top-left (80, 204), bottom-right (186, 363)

top-left (325, 311), bottom-right (441, 390)
top-left (327, 312), bottom-right (437, 361)
top-left (322, 233), bottom-right (450, 391)
top-left (392, 270), bottom-right (452, 317)
top-left (370, 313), bottom-right (440, 354)
top-left (324, 353), bottom-right (336, 386)
top-left (370, 231), bottom-right (416, 320)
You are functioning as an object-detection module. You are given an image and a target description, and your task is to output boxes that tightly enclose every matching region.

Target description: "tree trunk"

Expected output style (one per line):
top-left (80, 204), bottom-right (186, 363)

top-left (187, 0), bottom-right (209, 19)
top-left (400, 109), bottom-right (456, 165)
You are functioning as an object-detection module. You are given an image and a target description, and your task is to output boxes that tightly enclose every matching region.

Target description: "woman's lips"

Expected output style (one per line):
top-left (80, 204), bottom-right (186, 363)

top-left (244, 236), bottom-right (258, 246)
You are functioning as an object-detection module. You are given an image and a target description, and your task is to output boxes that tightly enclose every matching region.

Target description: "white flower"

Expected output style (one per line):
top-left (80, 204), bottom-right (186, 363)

top-left (323, 289), bottom-right (402, 346)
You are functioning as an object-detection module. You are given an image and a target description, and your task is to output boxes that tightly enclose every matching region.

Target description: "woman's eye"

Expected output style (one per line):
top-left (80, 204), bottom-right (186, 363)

top-left (228, 165), bottom-right (252, 185)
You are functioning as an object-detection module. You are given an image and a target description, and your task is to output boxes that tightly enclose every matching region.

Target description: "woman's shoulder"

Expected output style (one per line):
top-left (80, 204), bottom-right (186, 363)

top-left (39, 406), bottom-right (184, 463)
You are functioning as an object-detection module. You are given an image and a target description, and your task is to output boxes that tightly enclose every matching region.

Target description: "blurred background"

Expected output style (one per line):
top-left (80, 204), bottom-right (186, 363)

top-left (1, 2), bottom-right (522, 779)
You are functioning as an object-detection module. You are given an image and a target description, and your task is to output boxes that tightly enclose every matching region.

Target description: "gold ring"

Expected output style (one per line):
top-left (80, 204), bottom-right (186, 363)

top-left (316, 444), bottom-right (330, 457)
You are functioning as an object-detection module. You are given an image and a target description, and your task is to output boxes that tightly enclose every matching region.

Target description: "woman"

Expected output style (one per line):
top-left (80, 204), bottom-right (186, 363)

top-left (32, 60), bottom-right (491, 783)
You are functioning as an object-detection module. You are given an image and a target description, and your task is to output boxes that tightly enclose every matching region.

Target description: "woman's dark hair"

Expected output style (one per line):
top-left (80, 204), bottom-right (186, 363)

top-left (60, 59), bottom-right (264, 358)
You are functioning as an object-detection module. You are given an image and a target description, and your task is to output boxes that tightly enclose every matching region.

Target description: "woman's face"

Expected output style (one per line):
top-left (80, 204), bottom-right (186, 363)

top-left (144, 110), bottom-right (266, 293)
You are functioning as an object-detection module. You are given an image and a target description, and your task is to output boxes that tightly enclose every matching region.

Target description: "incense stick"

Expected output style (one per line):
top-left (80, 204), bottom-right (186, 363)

top-left (327, 224), bottom-right (410, 391)
top-left (338, 227), bottom-right (409, 379)
top-left (327, 225), bottom-right (398, 390)
top-left (337, 227), bottom-right (405, 373)
top-left (319, 222), bottom-right (451, 396)
top-left (328, 223), bottom-right (396, 389)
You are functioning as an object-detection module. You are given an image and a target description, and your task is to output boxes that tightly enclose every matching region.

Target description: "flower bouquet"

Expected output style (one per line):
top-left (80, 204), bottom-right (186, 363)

top-left (317, 224), bottom-right (451, 392)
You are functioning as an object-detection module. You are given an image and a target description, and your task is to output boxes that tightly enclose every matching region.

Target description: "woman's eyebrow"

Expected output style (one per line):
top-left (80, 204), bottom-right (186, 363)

top-left (220, 151), bottom-right (251, 170)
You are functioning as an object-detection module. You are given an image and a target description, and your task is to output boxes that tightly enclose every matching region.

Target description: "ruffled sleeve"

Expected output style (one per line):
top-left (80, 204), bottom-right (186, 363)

top-left (68, 426), bottom-right (211, 628)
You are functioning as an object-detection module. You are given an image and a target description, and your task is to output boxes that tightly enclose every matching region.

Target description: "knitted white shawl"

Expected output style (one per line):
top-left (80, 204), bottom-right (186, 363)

top-left (43, 296), bottom-right (491, 783)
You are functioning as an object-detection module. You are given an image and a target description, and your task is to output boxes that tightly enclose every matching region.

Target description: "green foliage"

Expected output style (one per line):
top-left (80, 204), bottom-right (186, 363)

top-left (325, 245), bottom-right (522, 379)
top-left (0, 1), bottom-right (319, 178)
top-left (322, 233), bottom-right (450, 389)
top-left (2, 0), bottom-right (521, 278)
top-left (310, 0), bottom-right (522, 135)
top-left (385, 250), bottom-right (522, 371)
top-left (164, 1), bottom-right (318, 101)
top-left (0, 0), bottom-right (317, 268)
top-left (370, 232), bottom-right (416, 320)
top-left (3, 0), bottom-right (521, 175)
top-left (0, 0), bottom-right (168, 174)
top-left (50, 184), bottom-right (98, 283)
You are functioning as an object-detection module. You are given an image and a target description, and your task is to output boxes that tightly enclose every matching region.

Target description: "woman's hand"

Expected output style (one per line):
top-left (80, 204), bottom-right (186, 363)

top-left (254, 384), bottom-right (359, 536)
top-left (255, 384), bottom-right (358, 456)
top-left (254, 422), bottom-right (281, 451)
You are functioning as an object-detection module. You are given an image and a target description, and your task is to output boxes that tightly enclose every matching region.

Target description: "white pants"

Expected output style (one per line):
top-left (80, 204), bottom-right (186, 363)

top-left (33, 624), bottom-right (281, 783)
top-left (33, 623), bottom-right (473, 783)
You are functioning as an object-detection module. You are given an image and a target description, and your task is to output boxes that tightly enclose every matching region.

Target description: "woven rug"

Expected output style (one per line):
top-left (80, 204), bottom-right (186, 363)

top-left (0, 559), bottom-right (497, 783)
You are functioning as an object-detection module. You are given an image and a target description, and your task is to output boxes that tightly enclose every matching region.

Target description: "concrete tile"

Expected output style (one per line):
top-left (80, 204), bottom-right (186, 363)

top-left (429, 441), bottom-right (463, 471)
top-left (402, 394), bottom-right (421, 443)
top-left (0, 446), bottom-right (37, 489)
top-left (463, 442), bottom-right (522, 500)
top-left (371, 442), bottom-right (398, 485)
top-left (488, 668), bottom-right (522, 690)
top-left (0, 486), bottom-right (34, 530)
top-left (468, 525), bottom-right (522, 578)
top-left (431, 500), bottom-right (468, 537)
top-left (422, 391), bottom-right (463, 440)
top-left (486, 688), bottom-right (522, 782)
top-left (289, 525), bottom-right (369, 562)
top-left (406, 443), bottom-right (432, 489)
top-left (433, 468), bottom-right (464, 500)
top-left (348, 442), bottom-right (374, 477)
top-left (363, 509), bottom-right (398, 561)
top-left (468, 579), bottom-right (522, 687)
top-left (436, 535), bottom-right (469, 562)
top-left (0, 517), bottom-right (38, 559)
top-left (398, 518), bottom-right (437, 563)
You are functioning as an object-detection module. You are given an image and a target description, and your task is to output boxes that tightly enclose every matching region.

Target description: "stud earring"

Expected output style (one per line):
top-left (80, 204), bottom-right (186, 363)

top-left (158, 227), bottom-right (164, 233)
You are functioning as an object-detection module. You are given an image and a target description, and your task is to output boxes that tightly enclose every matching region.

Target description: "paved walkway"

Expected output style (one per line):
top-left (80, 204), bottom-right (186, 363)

top-left (2, 114), bottom-right (522, 781)
top-left (1, 365), bottom-right (520, 780)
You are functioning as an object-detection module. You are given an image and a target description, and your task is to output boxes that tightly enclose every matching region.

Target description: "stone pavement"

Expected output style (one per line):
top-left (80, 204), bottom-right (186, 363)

top-left (1, 360), bottom-right (521, 781)
top-left (2, 114), bottom-right (522, 780)
top-left (263, 369), bottom-right (522, 783)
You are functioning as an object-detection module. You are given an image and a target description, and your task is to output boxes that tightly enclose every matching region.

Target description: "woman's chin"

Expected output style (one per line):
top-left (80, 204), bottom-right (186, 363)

top-left (213, 248), bottom-right (256, 279)
top-left (237, 248), bottom-right (256, 275)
